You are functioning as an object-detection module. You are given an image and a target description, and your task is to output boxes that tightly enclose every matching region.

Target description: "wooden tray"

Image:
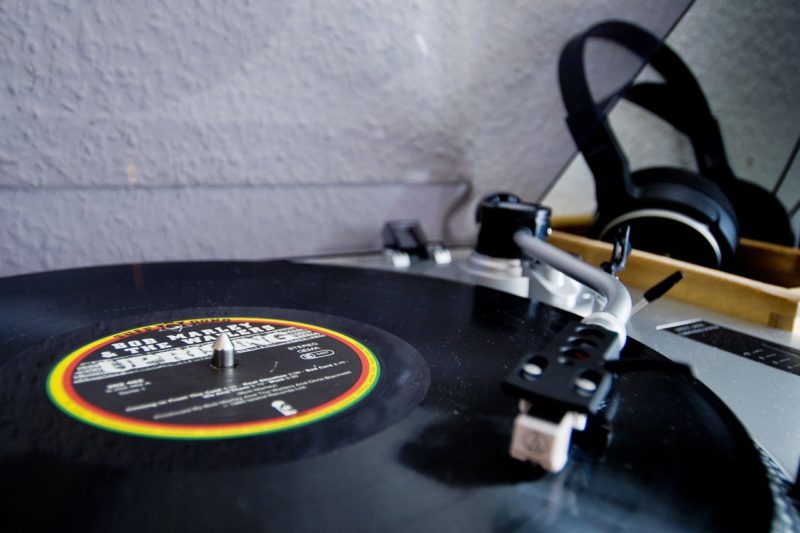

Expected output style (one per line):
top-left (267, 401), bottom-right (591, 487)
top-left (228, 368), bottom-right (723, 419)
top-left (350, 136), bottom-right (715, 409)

top-left (549, 217), bottom-right (800, 332)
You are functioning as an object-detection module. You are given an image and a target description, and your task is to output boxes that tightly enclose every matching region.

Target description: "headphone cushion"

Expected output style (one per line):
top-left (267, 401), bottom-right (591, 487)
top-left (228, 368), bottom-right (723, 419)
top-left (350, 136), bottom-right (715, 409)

top-left (716, 180), bottom-right (795, 245)
top-left (593, 166), bottom-right (740, 268)
top-left (631, 167), bottom-right (738, 219)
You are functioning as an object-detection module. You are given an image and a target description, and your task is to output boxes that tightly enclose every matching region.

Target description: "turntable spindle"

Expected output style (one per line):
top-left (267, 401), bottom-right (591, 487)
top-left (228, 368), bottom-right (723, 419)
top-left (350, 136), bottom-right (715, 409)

top-left (210, 333), bottom-right (237, 369)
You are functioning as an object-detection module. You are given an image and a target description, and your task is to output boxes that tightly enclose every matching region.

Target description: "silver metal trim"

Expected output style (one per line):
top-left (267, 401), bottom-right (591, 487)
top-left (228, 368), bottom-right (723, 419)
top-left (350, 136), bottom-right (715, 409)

top-left (600, 209), bottom-right (722, 265)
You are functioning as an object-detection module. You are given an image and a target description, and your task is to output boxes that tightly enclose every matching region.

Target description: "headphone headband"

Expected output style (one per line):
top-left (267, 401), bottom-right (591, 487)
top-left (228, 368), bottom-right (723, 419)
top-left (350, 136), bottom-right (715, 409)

top-left (558, 20), bottom-right (735, 194)
top-left (557, 19), bottom-right (796, 259)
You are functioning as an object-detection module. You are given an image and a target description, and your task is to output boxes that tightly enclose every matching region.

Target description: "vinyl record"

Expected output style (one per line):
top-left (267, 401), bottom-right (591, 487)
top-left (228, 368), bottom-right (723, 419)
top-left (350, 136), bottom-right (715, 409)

top-left (0, 261), bottom-right (774, 532)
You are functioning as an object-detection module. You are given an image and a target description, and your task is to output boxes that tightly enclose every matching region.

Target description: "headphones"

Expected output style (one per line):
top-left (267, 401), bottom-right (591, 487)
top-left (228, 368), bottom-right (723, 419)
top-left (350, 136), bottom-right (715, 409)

top-left (558, 20), bottom-right (795, 269)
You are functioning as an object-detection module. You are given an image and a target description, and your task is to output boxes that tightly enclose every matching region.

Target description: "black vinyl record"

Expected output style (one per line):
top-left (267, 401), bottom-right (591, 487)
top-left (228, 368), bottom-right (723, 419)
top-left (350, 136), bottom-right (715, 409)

top-left (0, 261), bottom-right (775, 532)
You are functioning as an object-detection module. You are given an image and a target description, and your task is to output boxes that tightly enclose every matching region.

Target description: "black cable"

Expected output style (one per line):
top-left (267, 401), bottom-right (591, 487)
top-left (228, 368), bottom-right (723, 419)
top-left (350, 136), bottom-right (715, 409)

top-left (772, 133), bottom-right (800, 195)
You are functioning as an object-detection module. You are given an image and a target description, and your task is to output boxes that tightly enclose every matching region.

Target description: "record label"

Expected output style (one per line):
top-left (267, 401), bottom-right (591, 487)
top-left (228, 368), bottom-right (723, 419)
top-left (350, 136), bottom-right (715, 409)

top-left (47, 317), bottom-right (380, 439)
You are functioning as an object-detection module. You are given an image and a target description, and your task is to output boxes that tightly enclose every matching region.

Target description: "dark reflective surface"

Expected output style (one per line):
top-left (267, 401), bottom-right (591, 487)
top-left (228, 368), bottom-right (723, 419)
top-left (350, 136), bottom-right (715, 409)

top-left (0, 261), bottom-right (772, 532)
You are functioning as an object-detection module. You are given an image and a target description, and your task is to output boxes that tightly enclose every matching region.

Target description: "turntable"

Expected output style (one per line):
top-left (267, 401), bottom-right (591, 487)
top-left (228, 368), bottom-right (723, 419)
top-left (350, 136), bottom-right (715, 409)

top-left (1, 5), bottom-right (799, 532)
top-left (2, 194), bottom-right (798, 531)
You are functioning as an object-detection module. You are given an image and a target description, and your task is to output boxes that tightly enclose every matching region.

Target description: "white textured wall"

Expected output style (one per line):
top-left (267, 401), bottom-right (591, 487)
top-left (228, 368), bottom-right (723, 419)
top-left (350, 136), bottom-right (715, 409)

top-left (545, 0), bottom-right (800, 243)
top-left (0, 0), bottom-right (691, 276)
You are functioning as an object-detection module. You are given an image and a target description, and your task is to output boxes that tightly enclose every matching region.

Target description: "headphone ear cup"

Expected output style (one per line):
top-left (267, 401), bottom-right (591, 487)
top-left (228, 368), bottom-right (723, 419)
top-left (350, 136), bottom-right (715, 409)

top-left (715, 180), bottom-right (795, 246)
top-left (632, 167), bottom-right (738, 218)
top-left (592, 168), bottom-right (739, 269)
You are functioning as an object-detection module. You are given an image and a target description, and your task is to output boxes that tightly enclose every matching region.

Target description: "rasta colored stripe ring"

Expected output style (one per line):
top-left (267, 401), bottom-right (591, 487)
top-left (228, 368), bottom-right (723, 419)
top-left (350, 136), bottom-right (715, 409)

top-left (46, 317), bottom-right (380, 439)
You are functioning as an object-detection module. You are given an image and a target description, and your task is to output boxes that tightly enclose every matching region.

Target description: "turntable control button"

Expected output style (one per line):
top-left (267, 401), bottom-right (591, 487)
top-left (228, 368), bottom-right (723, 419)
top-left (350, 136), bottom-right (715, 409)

top-left (382, 221), bottom-right (429, 259)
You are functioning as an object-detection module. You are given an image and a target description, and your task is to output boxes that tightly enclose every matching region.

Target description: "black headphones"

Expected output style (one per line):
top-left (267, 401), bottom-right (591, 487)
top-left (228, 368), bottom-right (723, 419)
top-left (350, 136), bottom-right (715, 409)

top-left (558, 20), bottom-right (795, 269)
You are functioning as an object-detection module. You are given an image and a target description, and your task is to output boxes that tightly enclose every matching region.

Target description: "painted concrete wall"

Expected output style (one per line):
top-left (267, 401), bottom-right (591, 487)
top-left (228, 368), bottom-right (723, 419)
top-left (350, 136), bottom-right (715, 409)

top-left (0, 0), bottom-right (692, 276)
top-left (3, 0), bottom-right (796, 276)
top-left (545, 0), bottom-right (800, 244)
